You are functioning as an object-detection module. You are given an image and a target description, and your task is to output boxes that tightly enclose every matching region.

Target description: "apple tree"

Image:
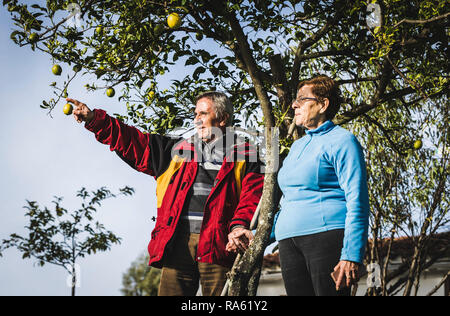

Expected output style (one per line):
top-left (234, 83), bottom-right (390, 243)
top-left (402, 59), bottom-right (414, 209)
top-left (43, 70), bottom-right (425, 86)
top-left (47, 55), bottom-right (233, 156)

top-left (3, 0), bottom-right (448, 295)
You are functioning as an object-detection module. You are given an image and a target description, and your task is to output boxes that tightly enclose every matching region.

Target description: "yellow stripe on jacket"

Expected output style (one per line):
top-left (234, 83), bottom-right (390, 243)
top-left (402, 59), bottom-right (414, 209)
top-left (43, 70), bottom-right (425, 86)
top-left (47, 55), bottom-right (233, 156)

top-left (156, 155), bottom-right (185, 208)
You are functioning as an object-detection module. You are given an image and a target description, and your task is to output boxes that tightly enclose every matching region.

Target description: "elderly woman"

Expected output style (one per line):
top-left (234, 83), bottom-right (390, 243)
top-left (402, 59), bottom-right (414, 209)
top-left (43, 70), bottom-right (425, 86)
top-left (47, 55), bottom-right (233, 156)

top-left (274, 75), bottom-right (370, 296)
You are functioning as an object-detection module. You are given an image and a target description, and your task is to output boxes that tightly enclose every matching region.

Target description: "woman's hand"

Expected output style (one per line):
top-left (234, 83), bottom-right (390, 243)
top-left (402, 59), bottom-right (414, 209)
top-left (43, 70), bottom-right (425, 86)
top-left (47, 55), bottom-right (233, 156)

top-left (66, 98), bottom-right (94, 124)
top-left (333, 260), bottom-right (360, 290)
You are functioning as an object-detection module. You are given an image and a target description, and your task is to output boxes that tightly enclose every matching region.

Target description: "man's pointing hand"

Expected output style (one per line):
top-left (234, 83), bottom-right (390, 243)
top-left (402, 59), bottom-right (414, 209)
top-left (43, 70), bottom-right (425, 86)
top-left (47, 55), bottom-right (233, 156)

top-left (66, 98), bottom-right (94, 124)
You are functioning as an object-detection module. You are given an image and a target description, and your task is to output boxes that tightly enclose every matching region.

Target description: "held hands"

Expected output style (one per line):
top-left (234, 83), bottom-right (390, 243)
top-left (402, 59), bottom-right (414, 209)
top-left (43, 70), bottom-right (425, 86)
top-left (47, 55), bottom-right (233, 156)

top-left (332, 260), bottom-right (360, 290)
top-left (226, 227), bottom-right (254, 254)
top-left (66, 98), bottom-right (94, 124)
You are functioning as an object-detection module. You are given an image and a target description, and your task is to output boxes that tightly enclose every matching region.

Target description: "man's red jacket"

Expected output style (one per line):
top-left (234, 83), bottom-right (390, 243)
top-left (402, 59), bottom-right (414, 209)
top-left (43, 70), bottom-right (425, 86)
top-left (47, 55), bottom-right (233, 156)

top-left (85, 109), bottom-right (264, 268)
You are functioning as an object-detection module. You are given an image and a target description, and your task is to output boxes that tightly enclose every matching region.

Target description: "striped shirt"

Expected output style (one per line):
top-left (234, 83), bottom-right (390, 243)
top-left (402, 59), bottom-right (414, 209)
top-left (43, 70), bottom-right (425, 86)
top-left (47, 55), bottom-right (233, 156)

top-left (178, 135), bottom-right (226, 233)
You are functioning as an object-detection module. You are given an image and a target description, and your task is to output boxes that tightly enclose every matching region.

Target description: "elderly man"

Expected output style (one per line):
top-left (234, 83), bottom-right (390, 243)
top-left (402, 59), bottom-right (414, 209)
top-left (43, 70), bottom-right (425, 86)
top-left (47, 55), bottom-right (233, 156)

top-left (66, 91), bottom-right (264, 296)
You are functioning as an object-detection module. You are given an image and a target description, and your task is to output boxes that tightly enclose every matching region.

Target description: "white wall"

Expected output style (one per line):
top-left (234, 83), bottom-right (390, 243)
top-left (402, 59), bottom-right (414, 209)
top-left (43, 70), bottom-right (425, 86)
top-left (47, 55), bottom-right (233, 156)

top-left (257, 270), bottom-right (448, 296)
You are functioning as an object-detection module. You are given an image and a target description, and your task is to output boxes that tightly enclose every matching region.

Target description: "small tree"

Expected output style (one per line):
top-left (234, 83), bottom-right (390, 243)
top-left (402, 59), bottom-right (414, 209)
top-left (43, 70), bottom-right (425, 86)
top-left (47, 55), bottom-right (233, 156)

top-left (121, 252), bottom-right (161, 296)
top-left (0, 186), bottom-right (134, 296)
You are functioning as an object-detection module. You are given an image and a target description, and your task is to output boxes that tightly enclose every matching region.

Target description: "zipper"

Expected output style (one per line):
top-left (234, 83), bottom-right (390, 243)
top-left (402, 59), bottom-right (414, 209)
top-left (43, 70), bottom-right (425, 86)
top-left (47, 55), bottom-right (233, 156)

top-left (196, 161), bottom-right (235, 261)
top-left (296, 134), bottom-right (313, 160)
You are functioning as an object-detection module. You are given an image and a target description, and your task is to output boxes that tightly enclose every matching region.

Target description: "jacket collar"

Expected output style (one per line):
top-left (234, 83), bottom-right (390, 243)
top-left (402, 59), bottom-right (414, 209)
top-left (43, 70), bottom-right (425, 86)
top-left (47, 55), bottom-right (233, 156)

top-left (305, 120), bottom-right (335, 136)
top-left (187, 130), bottom-right (250, 155)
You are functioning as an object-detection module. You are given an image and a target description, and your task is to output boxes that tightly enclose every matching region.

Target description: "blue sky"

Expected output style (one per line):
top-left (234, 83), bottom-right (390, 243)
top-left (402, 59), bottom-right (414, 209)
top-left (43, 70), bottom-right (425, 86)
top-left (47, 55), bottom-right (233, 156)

top-left (0, 7), bottom-right (161, 296)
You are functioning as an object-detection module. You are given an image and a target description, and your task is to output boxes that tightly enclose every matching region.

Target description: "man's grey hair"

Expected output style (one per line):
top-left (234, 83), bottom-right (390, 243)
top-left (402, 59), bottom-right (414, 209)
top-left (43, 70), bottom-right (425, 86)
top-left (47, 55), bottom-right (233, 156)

top-left (195, 91), bottom-right (234, 126)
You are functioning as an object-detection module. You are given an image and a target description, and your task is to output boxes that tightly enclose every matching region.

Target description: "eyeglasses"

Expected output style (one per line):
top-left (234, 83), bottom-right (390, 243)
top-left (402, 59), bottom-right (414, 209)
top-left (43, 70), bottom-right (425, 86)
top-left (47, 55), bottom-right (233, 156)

top-left (292, 97), bottom-right (319, 107)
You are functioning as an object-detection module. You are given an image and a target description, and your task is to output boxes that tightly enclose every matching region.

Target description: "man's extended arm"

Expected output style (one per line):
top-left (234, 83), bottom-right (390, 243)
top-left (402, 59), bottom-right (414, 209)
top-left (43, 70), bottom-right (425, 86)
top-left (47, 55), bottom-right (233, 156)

top-left (68, 98), bottom-right (178, 178)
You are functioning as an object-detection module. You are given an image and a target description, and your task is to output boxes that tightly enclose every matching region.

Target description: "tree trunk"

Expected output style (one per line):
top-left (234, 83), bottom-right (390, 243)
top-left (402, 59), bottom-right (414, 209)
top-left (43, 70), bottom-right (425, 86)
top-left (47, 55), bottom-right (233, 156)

top-left (71, 266), bottom-right (76, 296)
top-left (228, 127), bottom-right (280, 296)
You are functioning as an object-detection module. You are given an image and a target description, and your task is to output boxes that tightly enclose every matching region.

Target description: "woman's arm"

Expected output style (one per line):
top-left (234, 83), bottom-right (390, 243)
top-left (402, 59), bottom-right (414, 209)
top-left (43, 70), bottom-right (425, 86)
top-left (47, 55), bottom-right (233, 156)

top-left (333, 134), bottom-right (370, 264)
top-left (332, 134), bottom-right (370, 289)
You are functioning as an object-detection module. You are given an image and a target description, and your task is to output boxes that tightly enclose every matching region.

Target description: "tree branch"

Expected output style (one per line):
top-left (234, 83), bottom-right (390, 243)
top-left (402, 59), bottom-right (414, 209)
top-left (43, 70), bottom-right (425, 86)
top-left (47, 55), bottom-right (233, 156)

top-left (393, 12), bottom-right (450, 28)
top-left (335, 85), bottom-right (417, 126)
top-left (336, 76), bottom-right (381, 85)
top-left (268, 54), bottom-right (291, 112)
top-left (363, 114), bottom-right (407, 157)
top-left (226, 12), bottom-right (275, 127)
top-left (294, 48), bottom-right (366, 64)
top-left (426, 270), bottom-right (450, 296)
top-left (188, 9), bottom-right (227, 43)
top-left (290, 18), bottom-right (336, 91)
top-left (387, 243), bottom-right (450, 295)
top-left (386, 56), bottom-right (428, 99)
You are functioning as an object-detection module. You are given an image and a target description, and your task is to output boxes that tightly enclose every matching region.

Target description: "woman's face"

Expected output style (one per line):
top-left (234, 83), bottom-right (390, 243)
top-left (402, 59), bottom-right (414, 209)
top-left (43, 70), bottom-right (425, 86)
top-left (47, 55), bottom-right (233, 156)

top-left (292, 84), bottom-right (328, 130)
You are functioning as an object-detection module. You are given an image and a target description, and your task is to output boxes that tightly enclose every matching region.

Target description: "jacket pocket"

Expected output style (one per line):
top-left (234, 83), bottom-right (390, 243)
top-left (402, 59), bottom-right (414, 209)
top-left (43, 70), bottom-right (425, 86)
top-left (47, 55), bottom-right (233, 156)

top-left (151, 224), bottom-right (162, 240)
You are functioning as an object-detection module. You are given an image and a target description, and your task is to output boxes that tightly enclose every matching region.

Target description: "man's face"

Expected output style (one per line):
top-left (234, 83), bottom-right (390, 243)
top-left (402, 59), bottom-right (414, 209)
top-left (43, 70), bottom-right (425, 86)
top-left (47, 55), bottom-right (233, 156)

top-left (194, 97), bottom-right (226, 142)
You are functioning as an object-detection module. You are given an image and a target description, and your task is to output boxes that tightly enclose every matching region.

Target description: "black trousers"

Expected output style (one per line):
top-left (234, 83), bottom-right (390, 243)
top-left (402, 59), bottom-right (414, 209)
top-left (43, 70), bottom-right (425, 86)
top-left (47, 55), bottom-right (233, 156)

top-left (278, 229), bottom-right (351, 296)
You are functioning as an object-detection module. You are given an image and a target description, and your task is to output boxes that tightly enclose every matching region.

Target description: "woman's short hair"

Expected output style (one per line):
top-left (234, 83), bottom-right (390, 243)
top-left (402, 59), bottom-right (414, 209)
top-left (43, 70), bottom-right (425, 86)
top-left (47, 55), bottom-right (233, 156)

top-left (195, 91), bottom-right (234, 126)
top-left (297, 75), bottom-right (343, 120)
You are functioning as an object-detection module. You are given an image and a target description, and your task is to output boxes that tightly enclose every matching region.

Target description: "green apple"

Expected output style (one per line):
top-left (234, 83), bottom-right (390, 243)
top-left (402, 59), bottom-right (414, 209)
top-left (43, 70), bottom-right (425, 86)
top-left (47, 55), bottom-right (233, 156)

top-left (106, 87), bottom-right (115, 97)
top-left (413, 139), bottom-right (423, 150)
top-left (63, 103), bottom-right (73, 115)
top-left (28, 33), bottom-right (39, 43)
top-left (52, 64), bottom-right (62, 76)
top-left (167, 13), bottom-right (181, 29)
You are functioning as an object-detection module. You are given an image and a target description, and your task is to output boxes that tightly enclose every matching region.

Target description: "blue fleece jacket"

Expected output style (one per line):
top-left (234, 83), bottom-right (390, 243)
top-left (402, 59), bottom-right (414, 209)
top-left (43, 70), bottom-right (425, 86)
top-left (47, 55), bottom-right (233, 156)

top-left (275, 120), bottom-right (370, 263)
